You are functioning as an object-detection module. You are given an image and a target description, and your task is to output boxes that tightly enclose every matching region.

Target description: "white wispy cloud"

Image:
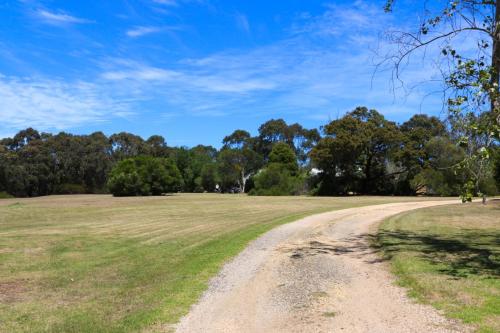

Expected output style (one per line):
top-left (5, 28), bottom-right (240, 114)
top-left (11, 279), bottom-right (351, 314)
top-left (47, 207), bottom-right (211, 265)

top-left (235, 13), bottom-right (250, 34)
top-left (36, 9), bottom-right (92, 25)
top-left (152, 0), bottom-right (178, 6)
top-left (98, 1), bottom-right (441, 120)
top-left (126, 26), bottom-right (162, 37)
top-left (101, 59), bottom-right (275, 93)
top-left (0, 75), bottom-right (131, 133)
top-left (102, 65), bottom-right (181, 80)
top-left (1, 0), bottom-right (448, 136)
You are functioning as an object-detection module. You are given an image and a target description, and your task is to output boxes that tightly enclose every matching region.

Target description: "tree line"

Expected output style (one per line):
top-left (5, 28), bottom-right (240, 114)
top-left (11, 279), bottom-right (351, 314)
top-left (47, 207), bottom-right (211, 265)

top-left (1, 107), bottom-right (498, 198)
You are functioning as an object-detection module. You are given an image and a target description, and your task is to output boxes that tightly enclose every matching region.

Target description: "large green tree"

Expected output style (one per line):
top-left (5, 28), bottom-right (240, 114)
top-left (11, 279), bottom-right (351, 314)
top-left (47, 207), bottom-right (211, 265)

top-left (384, 0), bottom-right (500, 198)
top-left (257, 119), bottom-right (319, 163)
top-left (395, 115), bottom-right (448, 194)
top-left (218, 130), bottom-right (263, 192)
top-left (310, 107), bottom-right (402, 195)
top-left (251, 143), bottom-right (303, 196)
top-left (107, 156), bottom-right (183, 196)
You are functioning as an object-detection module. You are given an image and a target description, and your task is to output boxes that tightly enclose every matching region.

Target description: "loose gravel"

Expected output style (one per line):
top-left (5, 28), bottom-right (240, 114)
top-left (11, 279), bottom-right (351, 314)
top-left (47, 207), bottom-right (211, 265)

top-left (176, 201), bottom-right (471, 333)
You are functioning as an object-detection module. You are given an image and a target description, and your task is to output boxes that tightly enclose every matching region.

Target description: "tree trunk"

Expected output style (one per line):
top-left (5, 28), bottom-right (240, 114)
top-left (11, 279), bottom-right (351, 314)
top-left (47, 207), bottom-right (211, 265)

top-left (362, 154), bottom-right (373, 194)
top-left (491, 1), bottom-right (500, 121)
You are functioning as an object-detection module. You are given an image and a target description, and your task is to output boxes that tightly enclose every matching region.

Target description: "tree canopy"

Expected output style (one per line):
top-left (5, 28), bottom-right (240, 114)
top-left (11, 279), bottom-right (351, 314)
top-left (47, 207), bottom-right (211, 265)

top-left (0, 111), bottom-right (498, 198)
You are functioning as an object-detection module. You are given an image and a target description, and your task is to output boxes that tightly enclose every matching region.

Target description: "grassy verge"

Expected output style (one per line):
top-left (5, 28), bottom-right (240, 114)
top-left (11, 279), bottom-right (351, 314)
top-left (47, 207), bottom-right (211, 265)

top-left (0, 194), bottom-right (449, 332)
top-left (377, 200), bottom-right (500, 333)
top-left (0, 191), bottom-right (13, 199)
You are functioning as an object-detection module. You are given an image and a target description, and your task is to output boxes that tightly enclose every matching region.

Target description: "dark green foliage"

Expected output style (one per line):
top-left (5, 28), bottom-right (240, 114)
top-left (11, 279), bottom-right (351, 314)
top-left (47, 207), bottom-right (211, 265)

top-left (56, 183), bottom-right (88, 194)
top-left (395, 115), bottom-right (448, 194)
top-left (409, 137), bottom-right (464, 196)
top-left (0, 110), bottom-right (496, 198)
top-left (170, 145), bottom-right (219, 192)
top-left (110, 132), bottom-right (148, 160)
top-left (492, 146), bottom-right (500, 191)
top-left (257, 119), bottom-right (320, 163)
top-left (0, 191), bottom-right (13, 199)
top-left (250, 164), bottom-right (304, 196)
top-left (107, 156), bottom-right (183, 196)
top-left (146, 135), bottom-right (169, 157)
top-left (219, 131), bottom-right (264, 192)
top-left (268, 142), bottom-right (299, 175)
top-left (217, 147), bottom-right (263, 192)
top-left (310, 107), bottom-right (402, 195)
top-left (250, 143), bottom-right (304, 196)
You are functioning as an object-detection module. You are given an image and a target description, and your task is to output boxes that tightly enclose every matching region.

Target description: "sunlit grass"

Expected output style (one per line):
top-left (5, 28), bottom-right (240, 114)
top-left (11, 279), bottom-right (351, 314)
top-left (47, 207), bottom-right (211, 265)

top-left (0, 194), bottom-right (449, 332)
top-left (377, 201), bottom-right (500, 333)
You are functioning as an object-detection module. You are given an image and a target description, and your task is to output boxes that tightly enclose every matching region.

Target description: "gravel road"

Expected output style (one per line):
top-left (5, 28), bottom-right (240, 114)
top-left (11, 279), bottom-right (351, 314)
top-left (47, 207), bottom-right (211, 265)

top-left (176, 201), bottom-right (470, 333)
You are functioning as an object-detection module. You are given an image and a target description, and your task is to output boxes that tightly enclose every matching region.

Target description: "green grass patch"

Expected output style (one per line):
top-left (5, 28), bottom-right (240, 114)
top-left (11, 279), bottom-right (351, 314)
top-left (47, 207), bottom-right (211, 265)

top-left (377, 201), bottom-right (500, 333)
top-left (0, 191), bottom-right (13, 199)
top-left (0, 194), bottom-right (451, 332)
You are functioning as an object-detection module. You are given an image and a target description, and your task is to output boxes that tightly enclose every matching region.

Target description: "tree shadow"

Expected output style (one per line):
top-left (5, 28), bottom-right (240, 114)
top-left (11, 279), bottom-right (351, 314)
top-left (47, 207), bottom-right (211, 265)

top-left (373, 229), bottom-right (500, 278)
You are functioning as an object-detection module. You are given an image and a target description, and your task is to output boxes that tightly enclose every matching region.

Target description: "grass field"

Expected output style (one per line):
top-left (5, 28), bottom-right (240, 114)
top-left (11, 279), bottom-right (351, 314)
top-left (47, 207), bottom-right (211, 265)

top-left (377, 200), bottom-right (500, 333)
top-left (0, 194), bottom-right (450, 333)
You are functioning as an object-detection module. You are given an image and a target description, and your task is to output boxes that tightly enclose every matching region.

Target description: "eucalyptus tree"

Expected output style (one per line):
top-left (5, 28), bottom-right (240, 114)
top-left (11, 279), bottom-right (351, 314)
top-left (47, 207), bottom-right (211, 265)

top-left (383, 0), bottom-right (500, 199)
top-left (219, 130), bottom-right (263, 192)
top-left (310, 107), bottom-right (402, 195)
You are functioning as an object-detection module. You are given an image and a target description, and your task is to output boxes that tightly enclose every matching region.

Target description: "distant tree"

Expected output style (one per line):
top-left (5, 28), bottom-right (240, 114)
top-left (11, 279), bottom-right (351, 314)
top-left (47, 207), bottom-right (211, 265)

top-left (268, 142), bottom-right (299, 175)
top-left (395, 115), bottom-right (448, 194)
top-left (80, 132), bottom-right (113, 192)
top-left (250, 143), bottom-right (303, 196)
top-left (1, 130), bottom-right (55, 197)
top-left (110, 132), bottom-right (147, 160)
top-left (189, 145), bottom-right (218, 192)
top-left (410, 137), bottom-right (465, 196)
top-left (257, 119), bottom-right (320, 163)
top-left (258, 119), bottom-right (289, 158)
top-left (494, 146), bottom-right (500, 189)
top-left (250, 164), bottom-right (304, 196)
top-left (107, 156), bottom-right (182, 196)
top-left (310, 107), bottom-right (402, 195)
top-left (222, 130), bottom-right (252, 149)
top-left (170, 145), bottom-right (218, 192)
top-left (383, 0), bottom-right (500, 199)
top-left (218, 147), bottom-right (262, 192)
top-left (146, 135), bottom-right (169, 157)
top-left (200, 163), bottom-right (220, 192)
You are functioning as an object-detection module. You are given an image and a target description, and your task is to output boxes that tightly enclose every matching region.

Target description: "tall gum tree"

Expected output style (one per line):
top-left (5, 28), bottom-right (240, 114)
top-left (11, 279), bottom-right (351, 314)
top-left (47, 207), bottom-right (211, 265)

top-left (383, 0), bottom-right (500, 199)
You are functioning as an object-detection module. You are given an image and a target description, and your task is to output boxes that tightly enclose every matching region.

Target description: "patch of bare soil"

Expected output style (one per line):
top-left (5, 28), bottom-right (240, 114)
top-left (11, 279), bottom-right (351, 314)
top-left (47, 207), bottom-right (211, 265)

top-left (0, 279), bottom-right (29, 303)
top-left (176, 201), bottom-right (472, 333)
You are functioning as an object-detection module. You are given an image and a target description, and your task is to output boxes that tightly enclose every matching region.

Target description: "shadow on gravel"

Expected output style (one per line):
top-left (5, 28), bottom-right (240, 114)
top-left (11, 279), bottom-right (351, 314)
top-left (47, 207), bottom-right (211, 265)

top-left (372, 230), bottom-right (500, 278)
top-left (287, 231), bottom-right (500, 279)
top-left (289, 238), bottom-right (377, 260)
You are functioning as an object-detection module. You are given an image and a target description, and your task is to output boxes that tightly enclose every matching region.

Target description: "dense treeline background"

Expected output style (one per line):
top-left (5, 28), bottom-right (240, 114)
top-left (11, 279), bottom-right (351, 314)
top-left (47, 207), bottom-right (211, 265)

top-left (1, 107), bottom-right (499, 198)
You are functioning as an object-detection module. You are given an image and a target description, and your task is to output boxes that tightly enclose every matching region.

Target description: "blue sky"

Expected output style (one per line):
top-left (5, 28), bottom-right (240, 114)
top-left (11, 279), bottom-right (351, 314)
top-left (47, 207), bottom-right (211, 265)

top-left (0, 0), bottom-right (446, 147)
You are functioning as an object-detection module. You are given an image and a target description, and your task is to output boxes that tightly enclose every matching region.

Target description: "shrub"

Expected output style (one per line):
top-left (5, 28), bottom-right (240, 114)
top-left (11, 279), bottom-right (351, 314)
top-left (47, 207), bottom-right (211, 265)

top-left (249, 164), bottom-right (304, 196)
top-left (107, 156), bottom-right (183, 196)
top-left (0, 191), bottom-right (13, 199)
top-left (56, 183), bottom-right (87, 194)
top-left (268, 142), bottom-right (299, 175)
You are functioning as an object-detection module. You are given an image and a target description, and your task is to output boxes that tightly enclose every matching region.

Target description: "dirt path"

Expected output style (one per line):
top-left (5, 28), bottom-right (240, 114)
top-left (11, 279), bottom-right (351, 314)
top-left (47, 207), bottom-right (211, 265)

top-left (176, 201), bottom-right (470, 333)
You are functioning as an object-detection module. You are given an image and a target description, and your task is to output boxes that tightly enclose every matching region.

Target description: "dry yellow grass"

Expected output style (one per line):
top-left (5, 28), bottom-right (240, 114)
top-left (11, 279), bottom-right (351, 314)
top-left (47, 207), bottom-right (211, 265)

top-left (0, 193), bottom-right (451, 333)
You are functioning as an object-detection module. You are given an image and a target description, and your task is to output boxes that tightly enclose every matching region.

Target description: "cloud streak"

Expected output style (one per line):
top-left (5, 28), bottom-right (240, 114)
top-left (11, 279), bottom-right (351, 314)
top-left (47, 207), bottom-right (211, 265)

top-left (0, 1), bottom-right (448, 137)
top-left (0, 75), bottom-right (131, 133)
top-left (126, 26), bottom-right (162, 37)
top-left (36, 9), bottom-right (93, 25)
top-left (97, 1), bottom-right (443, 120)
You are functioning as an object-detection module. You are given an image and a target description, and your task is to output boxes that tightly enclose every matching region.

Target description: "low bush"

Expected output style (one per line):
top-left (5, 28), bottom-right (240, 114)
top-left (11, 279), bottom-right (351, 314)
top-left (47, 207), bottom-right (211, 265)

top-left (56, 183), bottom-right (87, 194)
top-left (107, 156), bottom-right (183, 196)
top-left (249, 164), bottom-right (305, 196)
top-left (0, 191), bottom-right (13, 199)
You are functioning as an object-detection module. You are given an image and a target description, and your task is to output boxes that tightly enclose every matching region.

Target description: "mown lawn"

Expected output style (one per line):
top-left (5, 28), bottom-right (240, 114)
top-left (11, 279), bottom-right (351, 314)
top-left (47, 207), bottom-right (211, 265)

top-left (377, 201), bottom-right (500, 333)
top-left (0, 194), bottom-right (447, 333)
